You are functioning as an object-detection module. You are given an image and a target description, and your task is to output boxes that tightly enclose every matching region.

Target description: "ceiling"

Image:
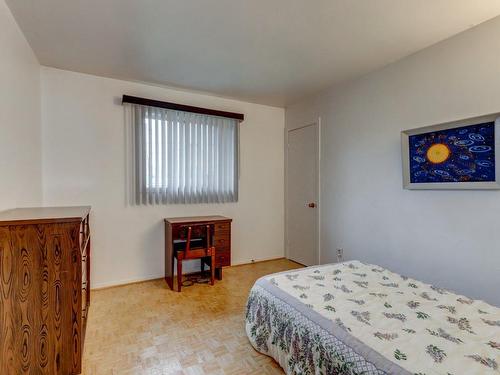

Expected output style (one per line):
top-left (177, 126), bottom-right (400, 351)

top-left (7, 1), bottom-right (500, 107)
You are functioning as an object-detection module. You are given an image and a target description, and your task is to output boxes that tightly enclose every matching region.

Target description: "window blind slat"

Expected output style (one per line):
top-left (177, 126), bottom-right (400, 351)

top-left (173, 111), bottom-right (179, 202)
top-left (139, 106), bottom-right (147, 204)
top-left (167, 109), bottom-right (174, 203)
top-left (161, 109), bottom-right (167, 203)
top-left (154, 108), bottom-right (160, 204)
top-left (190, 116), bottom-right (196, 203)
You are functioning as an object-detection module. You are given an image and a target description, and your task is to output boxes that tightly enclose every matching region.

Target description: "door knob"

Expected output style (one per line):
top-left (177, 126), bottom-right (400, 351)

top-left (308, 202), bottom-right (316, 208)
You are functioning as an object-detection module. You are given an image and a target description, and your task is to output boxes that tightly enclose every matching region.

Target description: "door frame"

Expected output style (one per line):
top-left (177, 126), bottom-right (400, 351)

top-left (284, 119), bottom-right (321, 265)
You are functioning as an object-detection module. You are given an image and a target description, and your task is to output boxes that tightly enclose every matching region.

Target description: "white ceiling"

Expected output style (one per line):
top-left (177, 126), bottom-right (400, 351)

top-left (7, 1), bottom-right (500, 107)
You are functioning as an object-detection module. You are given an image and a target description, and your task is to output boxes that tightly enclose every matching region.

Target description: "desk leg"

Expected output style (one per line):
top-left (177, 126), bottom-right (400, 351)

top-left (215, 267), bottom-right (223, 280)
top-left (210, 253), bottom-right (215, 286)
top-left (177, 255), bottom-right (183, 292)
top-left (165, 256), bottom-right (174, 290)
top-left (164, 256), bottom-right (174, 291)
top-left (165, 222), bottom-right (174, 290)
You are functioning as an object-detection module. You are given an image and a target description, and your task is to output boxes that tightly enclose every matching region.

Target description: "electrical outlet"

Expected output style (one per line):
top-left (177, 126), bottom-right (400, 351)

top-left (336, 248), bottom-right (344, 262)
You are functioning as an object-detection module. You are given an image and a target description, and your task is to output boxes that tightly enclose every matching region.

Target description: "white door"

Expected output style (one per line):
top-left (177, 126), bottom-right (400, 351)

top-left (286, 123), bottom-right (319, 266)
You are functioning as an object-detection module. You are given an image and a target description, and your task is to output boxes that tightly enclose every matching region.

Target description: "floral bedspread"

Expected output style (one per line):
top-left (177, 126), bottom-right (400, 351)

top-left (245, 261), bottom-right (500, 375)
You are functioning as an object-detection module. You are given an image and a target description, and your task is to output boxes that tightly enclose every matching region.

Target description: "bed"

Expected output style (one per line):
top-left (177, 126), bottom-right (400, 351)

top-left (245, 260), bottom-right (499, 374)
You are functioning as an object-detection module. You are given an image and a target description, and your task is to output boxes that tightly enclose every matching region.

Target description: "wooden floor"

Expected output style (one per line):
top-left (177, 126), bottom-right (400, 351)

top-left (82, 259), bottom-right (302, 375)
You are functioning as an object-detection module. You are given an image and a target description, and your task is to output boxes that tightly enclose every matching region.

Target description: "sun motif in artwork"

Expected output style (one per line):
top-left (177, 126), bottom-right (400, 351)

top-left (426, 143), bottom-right (451, 164)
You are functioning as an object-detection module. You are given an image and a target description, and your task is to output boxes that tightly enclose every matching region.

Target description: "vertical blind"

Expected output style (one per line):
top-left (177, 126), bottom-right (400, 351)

top-left (125, 104), bottom-right (239, 204)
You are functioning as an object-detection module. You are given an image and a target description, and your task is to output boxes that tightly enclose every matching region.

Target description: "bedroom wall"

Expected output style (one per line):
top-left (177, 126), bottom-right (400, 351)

top-left (0, 0), bottom-right (42, 210)
top-left (41, 67), bottom-right (285, 288)
top-left (286, 16), bottom-right (500, 305)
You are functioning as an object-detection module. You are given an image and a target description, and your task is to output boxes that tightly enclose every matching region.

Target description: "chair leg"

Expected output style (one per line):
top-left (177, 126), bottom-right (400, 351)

top-left (201, 259), bottom-right (204, 274)
top-left (210, 251), bottom-right (215, 286)
top-left (177, 257), bottom-right (183, 292)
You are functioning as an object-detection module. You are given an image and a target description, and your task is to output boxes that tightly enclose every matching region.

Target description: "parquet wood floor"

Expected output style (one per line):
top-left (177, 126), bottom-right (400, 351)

top-left (82, 259), bottom-right (302, 375)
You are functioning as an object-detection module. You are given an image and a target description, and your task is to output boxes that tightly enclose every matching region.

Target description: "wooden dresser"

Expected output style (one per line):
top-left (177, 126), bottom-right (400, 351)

top-left (164, 216), bottom-right (232, 290)
top-left (0, 206), bottom-right (91, 375)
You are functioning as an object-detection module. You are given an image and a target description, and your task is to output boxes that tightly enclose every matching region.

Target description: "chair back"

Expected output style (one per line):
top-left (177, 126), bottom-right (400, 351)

top-left (178, 223), bottom-right (214, 258)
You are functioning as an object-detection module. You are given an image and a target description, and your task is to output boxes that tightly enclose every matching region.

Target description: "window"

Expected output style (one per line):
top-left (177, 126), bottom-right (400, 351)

top-left (125, 104), bottom-right (239, 204)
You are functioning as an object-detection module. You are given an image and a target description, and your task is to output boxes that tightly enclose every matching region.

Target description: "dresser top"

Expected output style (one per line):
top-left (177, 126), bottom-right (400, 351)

top-left (0, 206), bottom-right (91, 225)
top-left (164, 215), bottom-right (231, 224)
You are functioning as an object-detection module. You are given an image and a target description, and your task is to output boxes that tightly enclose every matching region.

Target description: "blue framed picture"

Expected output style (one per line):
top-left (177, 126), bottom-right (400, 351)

top-left (401, 114), bottom-right (500, 189)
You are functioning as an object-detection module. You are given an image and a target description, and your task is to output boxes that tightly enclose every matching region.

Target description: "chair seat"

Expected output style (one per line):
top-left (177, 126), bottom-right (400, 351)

top-left (176, 247), bottom-right (214, 260)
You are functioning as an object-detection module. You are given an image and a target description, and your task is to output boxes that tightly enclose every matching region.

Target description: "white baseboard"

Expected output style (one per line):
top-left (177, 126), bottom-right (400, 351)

top-left (91, 255), bottom-right (286, 290)
top-left (91, 274), bottom-right (163, 290)
top-left (230, 255), bottom-right (285, 266)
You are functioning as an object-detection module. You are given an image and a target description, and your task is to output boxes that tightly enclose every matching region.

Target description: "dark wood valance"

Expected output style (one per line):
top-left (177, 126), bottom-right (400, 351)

top-left (122, 95), bottom-right (244, 121)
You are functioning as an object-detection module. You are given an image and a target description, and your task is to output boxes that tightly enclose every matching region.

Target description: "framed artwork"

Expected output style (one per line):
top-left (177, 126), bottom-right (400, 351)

top-left (401, 113), bottom-right (500, 189)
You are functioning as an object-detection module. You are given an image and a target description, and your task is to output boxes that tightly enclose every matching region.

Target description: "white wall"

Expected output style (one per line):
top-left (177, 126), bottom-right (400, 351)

top-left (0, 0), bottom-right (41, 209)
top-left (41, 68), bottom-right (285, 288)
top-left (286, 16), bottom-right (500, 305)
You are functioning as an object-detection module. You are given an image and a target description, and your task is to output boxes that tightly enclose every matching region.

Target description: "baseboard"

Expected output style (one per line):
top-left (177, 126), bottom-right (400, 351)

top-left (230, 256), bottom-right (286, 267)
top-left (91, 255), bottom-right (287, 291)
top-left (91, 274), bottom-right (164, 290)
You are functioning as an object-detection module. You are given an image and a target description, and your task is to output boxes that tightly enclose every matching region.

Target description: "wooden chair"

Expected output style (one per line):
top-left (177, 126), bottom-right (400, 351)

top-left (174, 223), bottom-right (215, 292)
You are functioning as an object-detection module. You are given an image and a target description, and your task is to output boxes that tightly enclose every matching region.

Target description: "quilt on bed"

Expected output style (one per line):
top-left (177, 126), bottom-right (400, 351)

top-left (245, 260), bottom-right (500, 375)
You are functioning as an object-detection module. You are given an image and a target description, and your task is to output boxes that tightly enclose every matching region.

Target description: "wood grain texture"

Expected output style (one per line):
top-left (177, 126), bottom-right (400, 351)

top-left (0, 226), bottom-right (15, 373)
top-left (0, 208), bottom-right (90, 374)
top-left (82, 259), bottom-right (302, 375)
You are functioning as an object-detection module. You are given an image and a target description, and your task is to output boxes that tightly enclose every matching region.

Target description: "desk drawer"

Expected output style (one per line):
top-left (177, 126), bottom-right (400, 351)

top-left (214, 237), bottom-right (230, 248)
top-left (216, 245), bottom-right (230, 255)
top-left (214, 222), bottom-right (230, 232)
top-left (216, 253), bottom-right (230, 266)
top-left (214, 230), bottom-right (230, 239)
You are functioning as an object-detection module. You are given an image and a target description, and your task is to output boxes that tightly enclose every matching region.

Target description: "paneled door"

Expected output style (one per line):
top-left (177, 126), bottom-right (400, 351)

top-left (286, 123), bottom-right (319, 266)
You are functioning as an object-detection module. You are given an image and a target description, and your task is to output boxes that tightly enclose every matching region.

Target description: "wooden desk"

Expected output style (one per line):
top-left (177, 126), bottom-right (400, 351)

top-left (164, 216), bottom-right (232, 290)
